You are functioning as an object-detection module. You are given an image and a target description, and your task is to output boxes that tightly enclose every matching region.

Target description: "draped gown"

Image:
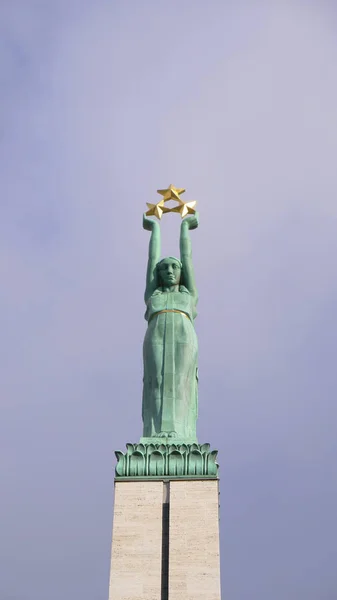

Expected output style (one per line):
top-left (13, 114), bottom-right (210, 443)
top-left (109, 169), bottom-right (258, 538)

top-left (142, 286), bottom-right (198, 440)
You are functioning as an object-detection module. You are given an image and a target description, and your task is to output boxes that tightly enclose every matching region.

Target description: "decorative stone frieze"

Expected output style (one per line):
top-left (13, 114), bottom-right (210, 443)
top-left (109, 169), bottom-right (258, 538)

top-left (115, 443), bottom-right (219, 478)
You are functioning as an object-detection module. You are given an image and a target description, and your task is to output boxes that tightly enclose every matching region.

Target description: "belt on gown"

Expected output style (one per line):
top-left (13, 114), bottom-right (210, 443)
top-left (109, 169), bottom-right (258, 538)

top-left (148, 309), bottom-right (191, 323)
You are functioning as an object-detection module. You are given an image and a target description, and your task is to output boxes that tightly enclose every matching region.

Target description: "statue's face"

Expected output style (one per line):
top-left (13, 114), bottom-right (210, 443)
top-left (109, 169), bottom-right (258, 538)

top-left (158, 258), bottom-right (181, 287)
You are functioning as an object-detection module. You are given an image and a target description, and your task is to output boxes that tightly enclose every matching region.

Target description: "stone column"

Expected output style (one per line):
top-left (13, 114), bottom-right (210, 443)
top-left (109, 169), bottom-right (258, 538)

top-left (108, 480), bottom-right (163, 600)
top-left (169, 479), bottom-right (221, 600)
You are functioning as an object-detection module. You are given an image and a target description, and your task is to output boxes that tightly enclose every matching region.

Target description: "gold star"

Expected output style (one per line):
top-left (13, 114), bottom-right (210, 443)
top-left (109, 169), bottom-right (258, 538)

top-left (170, 199), bottom-right (197, 218)
top-left (157, 184), bottom-right (186, 202)
top-left (145, 199), bottom-right (171, 220)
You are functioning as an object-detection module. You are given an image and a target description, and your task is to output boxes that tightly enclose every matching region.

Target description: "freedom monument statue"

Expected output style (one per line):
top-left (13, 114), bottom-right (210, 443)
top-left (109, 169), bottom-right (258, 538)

top-left (142, 187), bottom-right (199, 442)
top-left (108, 185), bottom-right (221, 600)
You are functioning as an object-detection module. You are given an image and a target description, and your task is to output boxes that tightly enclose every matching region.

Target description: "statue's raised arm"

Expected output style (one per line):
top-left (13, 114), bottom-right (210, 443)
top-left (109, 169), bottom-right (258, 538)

top-left (143, 213), bottom-right (161, 303)
top-left (180, 212), bottom-right (199, 302)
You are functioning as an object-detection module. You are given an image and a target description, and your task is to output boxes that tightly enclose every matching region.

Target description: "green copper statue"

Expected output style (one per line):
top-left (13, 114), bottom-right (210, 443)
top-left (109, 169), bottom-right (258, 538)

top-left (114, 186), bottom-right (219, 478)
top-left (142, 209), bottom-right (199, 443)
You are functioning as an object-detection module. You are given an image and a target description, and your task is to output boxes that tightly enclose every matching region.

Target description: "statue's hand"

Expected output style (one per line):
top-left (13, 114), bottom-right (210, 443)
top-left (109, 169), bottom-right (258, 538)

top-left (182, 212), bottom-right (199, 231)
top-left (143, 213), bottom-right (159, 232)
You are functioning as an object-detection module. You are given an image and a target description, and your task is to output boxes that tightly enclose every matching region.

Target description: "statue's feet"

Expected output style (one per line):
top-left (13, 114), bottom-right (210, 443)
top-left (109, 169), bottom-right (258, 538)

top-left (157, 431), bottom-right (178, 438)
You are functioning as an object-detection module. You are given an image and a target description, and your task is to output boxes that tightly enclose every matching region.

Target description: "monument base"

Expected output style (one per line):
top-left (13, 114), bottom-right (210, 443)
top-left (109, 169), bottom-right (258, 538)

top-left (115, 442), bottom-right (219, 478)
top-left (108, 478), bottom-right (221, 600)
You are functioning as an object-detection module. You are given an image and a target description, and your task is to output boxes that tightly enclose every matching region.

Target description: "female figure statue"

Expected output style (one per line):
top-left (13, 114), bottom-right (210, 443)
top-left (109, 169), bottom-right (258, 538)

top-left (142, 212), bottom-right (199, 442)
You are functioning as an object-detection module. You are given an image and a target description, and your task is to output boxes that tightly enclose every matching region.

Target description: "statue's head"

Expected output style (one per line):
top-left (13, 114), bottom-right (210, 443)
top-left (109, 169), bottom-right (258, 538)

top-left (156, 257), bottom-right (182, 288)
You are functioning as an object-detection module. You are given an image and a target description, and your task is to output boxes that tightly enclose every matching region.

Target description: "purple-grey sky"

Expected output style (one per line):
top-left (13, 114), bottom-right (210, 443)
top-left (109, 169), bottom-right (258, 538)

top-left (1, 1), bottom-right (337, 598)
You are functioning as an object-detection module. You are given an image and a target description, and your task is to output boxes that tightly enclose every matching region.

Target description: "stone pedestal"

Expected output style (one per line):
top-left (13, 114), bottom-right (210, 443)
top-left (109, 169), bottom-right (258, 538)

top-left (169, 480), bottom-right (221, 600)
top-left (108, 473), bottom-right (221, 600)
top-left (108, 481), bottom-right (163, 600)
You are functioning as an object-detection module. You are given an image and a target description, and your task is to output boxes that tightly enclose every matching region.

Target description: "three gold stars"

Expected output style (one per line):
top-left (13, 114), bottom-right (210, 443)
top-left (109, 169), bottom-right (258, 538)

top-left (145, 184), bottom-right (197, 220)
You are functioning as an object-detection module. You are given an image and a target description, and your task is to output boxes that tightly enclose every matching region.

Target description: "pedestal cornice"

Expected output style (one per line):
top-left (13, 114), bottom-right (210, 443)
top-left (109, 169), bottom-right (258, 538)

top-left (115, 442), bottom-right (219, 478)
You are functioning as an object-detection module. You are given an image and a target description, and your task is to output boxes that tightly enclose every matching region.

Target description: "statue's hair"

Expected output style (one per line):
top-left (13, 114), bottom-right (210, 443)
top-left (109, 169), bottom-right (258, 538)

top-left (157, 256), bottom-right (182, 269)
top-left (156, 256), bottom-right (184, 287)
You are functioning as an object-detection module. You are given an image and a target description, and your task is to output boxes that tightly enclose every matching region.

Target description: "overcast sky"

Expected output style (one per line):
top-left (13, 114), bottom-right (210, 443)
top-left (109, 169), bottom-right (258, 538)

top-left (1, 1), bottom-right (337, 598)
